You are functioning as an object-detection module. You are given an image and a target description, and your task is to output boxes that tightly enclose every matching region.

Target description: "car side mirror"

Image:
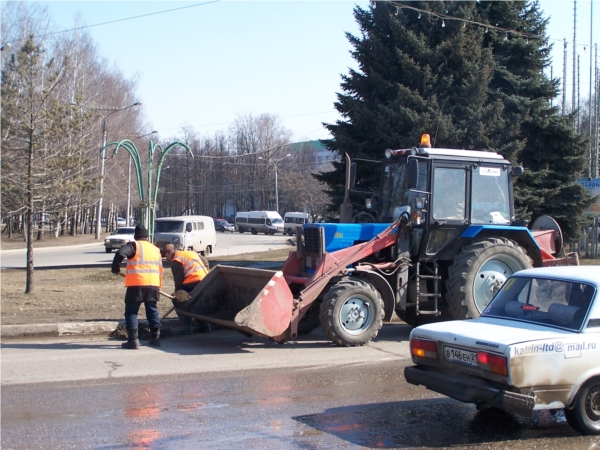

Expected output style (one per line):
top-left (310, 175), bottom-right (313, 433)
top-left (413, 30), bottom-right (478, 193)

top-left (186, 223), bottom-right (192, 232)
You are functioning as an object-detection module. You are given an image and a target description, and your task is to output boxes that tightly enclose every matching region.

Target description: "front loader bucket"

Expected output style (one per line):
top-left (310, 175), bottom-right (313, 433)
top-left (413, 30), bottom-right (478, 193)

top-left (176, 265), bottom-right (294, 340)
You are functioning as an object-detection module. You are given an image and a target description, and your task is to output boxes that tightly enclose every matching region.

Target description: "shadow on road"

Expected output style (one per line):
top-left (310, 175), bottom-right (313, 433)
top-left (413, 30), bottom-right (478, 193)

top-left (293, 398), bottom-right (583, 448)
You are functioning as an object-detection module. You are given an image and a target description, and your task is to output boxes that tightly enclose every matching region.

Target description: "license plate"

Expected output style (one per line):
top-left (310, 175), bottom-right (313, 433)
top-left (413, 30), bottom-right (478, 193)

top-left (443, 345), bottom-right (478, 366)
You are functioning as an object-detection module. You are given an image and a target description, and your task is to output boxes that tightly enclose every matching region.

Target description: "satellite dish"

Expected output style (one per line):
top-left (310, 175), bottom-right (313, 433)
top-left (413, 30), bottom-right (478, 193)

top-left (531, 215), bottom-right (563, 255)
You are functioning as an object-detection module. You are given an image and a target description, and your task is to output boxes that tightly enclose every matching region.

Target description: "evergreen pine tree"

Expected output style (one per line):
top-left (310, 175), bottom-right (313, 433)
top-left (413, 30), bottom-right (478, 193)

top-left (317, 1), bottom-right (499, 208)
top-left (477, 0), bottom-right (593, 241)
top-left (321, 0), bottom-right (593, 242)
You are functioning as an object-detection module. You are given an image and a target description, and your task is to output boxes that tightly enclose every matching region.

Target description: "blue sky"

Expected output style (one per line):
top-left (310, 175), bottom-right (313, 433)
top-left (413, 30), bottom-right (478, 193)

top-left (7, 1), bottom-right (600, 142)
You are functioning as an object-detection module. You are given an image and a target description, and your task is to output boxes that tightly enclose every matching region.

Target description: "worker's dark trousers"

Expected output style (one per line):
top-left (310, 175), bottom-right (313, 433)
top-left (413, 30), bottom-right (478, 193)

top-left (125, 301), bottom-right (160, 329)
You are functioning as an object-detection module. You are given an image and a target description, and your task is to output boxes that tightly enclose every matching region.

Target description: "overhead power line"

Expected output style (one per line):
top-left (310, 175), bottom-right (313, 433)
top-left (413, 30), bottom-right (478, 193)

top-left (3, 1), bottom-right (220, 46)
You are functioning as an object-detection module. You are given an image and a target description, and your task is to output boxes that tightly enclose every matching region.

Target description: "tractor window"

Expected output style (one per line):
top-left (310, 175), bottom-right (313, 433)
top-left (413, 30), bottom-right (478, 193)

top-left (379, 161), bottom-right (427, 222)
top-left (471, 166), bottom-right (510, 224)
top-left (432, 168), bottom-right (466, 220)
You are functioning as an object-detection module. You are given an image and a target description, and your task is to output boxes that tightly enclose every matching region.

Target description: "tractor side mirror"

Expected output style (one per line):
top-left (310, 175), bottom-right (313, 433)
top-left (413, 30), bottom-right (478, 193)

top-left (407, 158), bottom-right (419, 189)
top-left (512, 165), bottom-right (524, 177)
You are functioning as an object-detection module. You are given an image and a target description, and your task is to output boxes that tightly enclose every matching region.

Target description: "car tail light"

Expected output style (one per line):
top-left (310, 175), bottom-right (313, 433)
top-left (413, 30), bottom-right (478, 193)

top-left (410, 338), bottom-right (438, 359)
top-left (477, 350), bottom-right (508, 376)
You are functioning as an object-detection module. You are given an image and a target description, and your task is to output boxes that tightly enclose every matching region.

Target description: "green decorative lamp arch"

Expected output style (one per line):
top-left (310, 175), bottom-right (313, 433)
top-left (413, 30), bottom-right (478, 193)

top-left (102, 139), bottom-right (193, 243)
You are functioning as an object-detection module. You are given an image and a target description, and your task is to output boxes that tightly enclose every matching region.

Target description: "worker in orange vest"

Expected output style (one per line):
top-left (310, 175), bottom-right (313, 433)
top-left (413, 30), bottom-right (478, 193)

top-left (162, 244), bottom-right (210, 335)
top-left (112, 223), bottom-right (163, 349)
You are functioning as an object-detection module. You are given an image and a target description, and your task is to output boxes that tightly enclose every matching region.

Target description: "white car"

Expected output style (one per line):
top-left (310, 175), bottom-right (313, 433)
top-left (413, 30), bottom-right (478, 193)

top-left (104, 227), bottom-right (135, 253)
top-left (404, 266), bottom-right (600, 435)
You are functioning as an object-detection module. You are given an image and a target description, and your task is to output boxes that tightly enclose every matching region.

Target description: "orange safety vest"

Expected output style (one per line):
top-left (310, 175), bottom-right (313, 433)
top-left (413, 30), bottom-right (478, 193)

top-left (125, 240), bottom-right (163, 288)
top-left (172, 251), bottom-right (208, 285)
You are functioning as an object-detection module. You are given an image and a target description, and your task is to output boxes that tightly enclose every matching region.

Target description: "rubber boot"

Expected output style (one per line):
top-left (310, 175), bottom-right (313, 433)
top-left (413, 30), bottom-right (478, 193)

top-left (195, 320), bottom-right (211, 333)
top-left (121, 327), bottom-right (140, 350)
top-left (149, 327), bottom-right (161, 347)
top-left (172, 313), bottom-right (193, 335)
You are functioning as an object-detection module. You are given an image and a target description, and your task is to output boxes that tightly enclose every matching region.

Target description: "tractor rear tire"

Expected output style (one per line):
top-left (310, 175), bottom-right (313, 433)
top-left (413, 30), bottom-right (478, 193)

top-left (320, 280), bottom-right (384, 347)
top-left (297, 302), bottom-right (321, 335)
top-left (446, 238), bottom-right (532, 319)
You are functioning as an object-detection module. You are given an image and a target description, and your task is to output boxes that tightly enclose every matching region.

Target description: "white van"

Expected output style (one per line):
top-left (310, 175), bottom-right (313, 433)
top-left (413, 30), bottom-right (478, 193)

top-left (154, 215), bottom-right (216, 255)
top-left (234, 212), bottom-right (250, 233)
top-left (237, 211), bottom-right (283, 234)
top-left (283, 212), bottom-right (311, 236)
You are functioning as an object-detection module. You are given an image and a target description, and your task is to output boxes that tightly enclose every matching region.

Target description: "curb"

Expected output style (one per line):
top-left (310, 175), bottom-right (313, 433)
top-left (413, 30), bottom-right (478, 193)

top-left (0, 241), bottom-right (103, 255)
top-left (1, 319), bottom-right (182, 339)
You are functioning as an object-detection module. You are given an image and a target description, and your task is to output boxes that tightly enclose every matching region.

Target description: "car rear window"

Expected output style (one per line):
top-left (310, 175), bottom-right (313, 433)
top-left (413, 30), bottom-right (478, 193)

top-left (482, 276), bottom-right (595, 331)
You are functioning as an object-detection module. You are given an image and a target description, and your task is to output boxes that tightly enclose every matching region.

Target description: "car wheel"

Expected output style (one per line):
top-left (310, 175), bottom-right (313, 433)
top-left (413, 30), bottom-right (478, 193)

top-left (320, 279), bottom-right (384, 347)
top-left (565, 377), bottom-right (600, 435)
top-left (251, 228), bottom-right (257, 235)
top-left (446, 238), bottom-right (533, 319)
top-left (238, 227), bottom-right (244, 233)
top-left (105, 248), bottom-right (112, 253)
top-left (287, 228), bottom-right (294, 236)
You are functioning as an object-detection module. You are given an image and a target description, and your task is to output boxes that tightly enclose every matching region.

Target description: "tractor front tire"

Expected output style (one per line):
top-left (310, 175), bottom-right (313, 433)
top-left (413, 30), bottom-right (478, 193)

top-left (446, 238), bottom-right (532, 319)
top-left (320, 280), bottom-right (384, 347)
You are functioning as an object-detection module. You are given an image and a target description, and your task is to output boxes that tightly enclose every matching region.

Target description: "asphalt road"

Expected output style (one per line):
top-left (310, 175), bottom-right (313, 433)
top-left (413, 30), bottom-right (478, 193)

top-left (2, 325), bottom-right (597, 449)
top-left (0, 232), bottom-right (294, 268)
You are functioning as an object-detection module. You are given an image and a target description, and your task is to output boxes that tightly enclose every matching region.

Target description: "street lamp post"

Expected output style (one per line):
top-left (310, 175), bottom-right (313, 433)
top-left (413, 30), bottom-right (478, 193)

top-left (259, 153), bottom-right (291, 212)
top-left (128, 130), bottom-right (158, 225)
top-left (95, 102), bottom-right (141, 239)
top-left (104, 139), bottom-right (191, 243)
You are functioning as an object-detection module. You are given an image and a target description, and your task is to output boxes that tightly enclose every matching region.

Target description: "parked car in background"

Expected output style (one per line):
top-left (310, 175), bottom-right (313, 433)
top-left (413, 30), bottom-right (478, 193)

top-left (117, 217), bottom-right (127, 227)
top-left (154, 215), bottom-right (216, 256)
top-left (104, 227), bottom-right (135, 253)
top-left (404, 266), bottom-right (600, 435)
top-left (283, 212), bottom-right (311, 236)
top-left (214, 218), bottom-right (234, 233)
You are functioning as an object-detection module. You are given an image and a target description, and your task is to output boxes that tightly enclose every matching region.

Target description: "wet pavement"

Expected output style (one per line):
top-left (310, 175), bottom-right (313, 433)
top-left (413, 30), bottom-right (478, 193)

top-left (2, 359), bottom-right (599, 449)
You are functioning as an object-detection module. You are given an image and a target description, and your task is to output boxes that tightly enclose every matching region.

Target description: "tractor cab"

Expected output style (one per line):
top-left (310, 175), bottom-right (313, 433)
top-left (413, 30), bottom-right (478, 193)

top-left (375, 134), bottom-right (516, 262)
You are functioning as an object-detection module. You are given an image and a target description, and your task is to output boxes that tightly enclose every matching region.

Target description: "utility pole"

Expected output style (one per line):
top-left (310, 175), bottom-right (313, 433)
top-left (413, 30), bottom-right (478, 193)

top-left (573, 0), bottom-right (577, 116)
top-left (551, 66), bottom-right (554, 108)
top-left (590, 0), bottom-right (595, 178)
top-left (564, 39), bottom-right (568, 115)
top-left (578, 54), bottom-right (581, 131)
top-left (592, 44), bottom-right (600, 178)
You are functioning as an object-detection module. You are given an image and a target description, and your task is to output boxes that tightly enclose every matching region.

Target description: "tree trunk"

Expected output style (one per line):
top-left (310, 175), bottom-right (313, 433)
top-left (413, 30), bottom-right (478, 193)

top-left (25, 134), bottom-right (35, 294)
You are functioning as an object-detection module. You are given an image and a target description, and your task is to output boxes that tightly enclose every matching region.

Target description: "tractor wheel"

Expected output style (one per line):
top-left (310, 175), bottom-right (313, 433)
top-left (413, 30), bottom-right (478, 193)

top-left (297, 302), bottom-right (321, 335)
top-left (320, 280), bottom-right (384, 347)
top-left (564, 377), bottom-right (600, 435)
top-left (251, 228), bottom-right (257, 235)
top-left (446, 238), bottom-right (532, 319)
